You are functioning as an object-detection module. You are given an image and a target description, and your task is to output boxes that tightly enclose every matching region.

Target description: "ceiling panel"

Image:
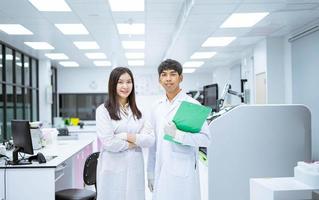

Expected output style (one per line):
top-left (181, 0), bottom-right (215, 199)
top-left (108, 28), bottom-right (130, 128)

top-left (0, 0), bottom-right (319, 72)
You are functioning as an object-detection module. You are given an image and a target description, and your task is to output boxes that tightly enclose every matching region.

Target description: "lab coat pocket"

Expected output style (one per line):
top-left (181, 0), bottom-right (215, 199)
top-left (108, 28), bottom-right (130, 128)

top-left (168, 152), bottom-right (192, 178)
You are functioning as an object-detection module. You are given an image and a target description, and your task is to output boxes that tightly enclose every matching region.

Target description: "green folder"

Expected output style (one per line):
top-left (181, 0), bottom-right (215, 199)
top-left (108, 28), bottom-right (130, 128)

top-left (164, 101), bottom-right (212, 144)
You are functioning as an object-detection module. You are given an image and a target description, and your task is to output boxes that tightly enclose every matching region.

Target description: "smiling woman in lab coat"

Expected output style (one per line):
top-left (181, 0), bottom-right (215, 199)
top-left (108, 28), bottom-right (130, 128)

top-left (96, 67), bottom-right (155, 200)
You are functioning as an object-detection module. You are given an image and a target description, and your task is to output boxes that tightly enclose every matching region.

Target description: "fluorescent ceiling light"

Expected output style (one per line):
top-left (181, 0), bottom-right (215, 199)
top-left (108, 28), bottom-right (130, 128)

top-left (117, 23), bottom-right (145, 35)
top-left (45, 53), bottom-right (69, 60)
top-left (125, 52), bottom-right (144, 59)
top-left (221, 12), bottom-right (269, 28)
top-left (24, 42), bottom-right (54, 50)
top-left (28, 0), bottom-right (71, 12)
top-left (85, 53), bottom-right (107, 59)
top-left (73, 41), bottom-right (100, 50)
top-left (128, 60), bottom-right (144, 66)
top-left (59, 61), bottom-right (79, 67)
top-left (122, 41), bottom-right (144, 49)
top-left (0, 24), bottom-right (33, 35)
top-left (191, 52), bottom-right (216, 59)
top-left (108, 0), bottom-right (144, 11)
top-left (202, 37), bottom-right (236, 47)
top-left (94, 61), bottom-right (111, 66)
top-left (184, 68), bottom-right (196, 73)
top-left (55, 24), bottom-right (89, 35)
top-left (183, 61), bottom-right (204, 68)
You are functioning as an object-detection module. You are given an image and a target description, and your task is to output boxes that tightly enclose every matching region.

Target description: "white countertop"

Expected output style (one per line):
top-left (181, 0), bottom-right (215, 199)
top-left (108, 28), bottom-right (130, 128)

top-left (0, 138), bottom-right (94, 168)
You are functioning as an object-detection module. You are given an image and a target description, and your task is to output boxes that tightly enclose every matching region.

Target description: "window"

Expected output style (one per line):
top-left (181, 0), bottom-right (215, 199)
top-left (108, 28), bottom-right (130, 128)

top-left (59, 94), bottom-right (107, 120)
top-left (0, 41), bottom-right (39, 142)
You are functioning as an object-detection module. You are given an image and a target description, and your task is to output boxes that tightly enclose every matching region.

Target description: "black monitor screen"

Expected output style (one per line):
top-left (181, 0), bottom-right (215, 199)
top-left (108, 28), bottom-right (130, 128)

top-left (203, 84), bottom-right (218, 112)
top-left (11, 120), bottom-right (34, 155)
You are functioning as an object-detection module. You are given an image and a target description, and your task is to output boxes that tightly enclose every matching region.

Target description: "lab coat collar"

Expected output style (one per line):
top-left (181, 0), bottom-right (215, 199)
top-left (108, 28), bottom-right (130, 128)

top-left (160, 89), bottom-right (185, 104)
top-left (120, 104), bottom-right (133, 119)
top-left (162, 89), bottom-right (186, 116)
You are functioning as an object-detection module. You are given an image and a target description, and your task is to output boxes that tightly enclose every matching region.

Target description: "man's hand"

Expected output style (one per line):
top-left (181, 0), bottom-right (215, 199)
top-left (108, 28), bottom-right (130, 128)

top-left (164, 121), bottom-right (177, 137)
top-left (128, 142), bottom-right (137, 149)
top-left (148, 178), bottom-right (154, 192)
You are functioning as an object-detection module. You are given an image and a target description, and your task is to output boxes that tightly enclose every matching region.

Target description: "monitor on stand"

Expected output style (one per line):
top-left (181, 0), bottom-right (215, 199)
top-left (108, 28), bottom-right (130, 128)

top-left (8, 120), bottom-right (34, 165)
top-left (203, 84), bottom-right (219, 112)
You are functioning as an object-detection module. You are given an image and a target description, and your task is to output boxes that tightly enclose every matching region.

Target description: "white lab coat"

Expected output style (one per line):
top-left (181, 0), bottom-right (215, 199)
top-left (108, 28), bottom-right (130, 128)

top-left (96, 104), bottom-right (154, 200)
top-left (147, 91), bottom-right (210, 200)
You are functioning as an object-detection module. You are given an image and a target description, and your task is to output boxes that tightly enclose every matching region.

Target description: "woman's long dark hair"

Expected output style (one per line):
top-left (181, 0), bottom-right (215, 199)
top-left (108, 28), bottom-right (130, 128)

top-left (104, 67), bottom-right (142, 120)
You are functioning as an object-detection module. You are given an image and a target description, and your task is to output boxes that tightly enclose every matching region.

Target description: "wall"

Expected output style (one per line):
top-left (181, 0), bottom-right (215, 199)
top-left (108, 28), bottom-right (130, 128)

top-left (253, 40), bottom-right (267, 75)
top-left (58, 68), bottom-right (111, 94)
top-left (38, 60), bottom-right (52, 125)
top-left (283, 35), bottom-right (293, 104)
top-left (291, 29), bottom-right (319, 159)
top-left (212, 66), bottom-right (231, 99)
top-left (229, 64), bottom-right (241, 105)
top-left (57, 67), bottom-right (213, 118)
top-left (241, 50), bottom-right (255, 104)
top-left (57, 67), bottom-right (212, 95)
top-left (266, 37), bottom-right (285, 104)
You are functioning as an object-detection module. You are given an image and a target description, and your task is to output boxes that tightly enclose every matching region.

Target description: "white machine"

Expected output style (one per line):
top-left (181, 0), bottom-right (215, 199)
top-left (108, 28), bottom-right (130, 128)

top-left (208, 105), bottom-right (311, 200)
top-left (30, 121), bottom-right (43, 150)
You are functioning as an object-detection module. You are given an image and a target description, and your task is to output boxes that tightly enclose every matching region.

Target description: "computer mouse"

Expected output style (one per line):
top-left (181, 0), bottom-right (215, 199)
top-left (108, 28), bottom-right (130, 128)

top-left (36, 152), bottom-right (46, 164)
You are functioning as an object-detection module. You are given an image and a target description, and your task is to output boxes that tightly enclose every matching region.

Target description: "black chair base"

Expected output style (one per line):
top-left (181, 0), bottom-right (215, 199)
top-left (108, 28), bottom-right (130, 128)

top-left (55, 188), bottom-right (96, 200)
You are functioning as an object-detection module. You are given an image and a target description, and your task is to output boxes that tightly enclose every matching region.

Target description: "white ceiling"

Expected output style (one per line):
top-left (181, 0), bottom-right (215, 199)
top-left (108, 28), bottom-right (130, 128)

top-left (1, 0), bottom-right (319, 73)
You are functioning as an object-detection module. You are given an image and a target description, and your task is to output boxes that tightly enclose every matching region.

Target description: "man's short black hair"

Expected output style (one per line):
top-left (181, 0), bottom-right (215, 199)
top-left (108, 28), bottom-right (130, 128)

top-left (158, 59), bottom-right (183, 76)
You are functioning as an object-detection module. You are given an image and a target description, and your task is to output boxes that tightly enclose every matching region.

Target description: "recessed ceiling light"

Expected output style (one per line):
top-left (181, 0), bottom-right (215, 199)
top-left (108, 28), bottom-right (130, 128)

top-left (221, 12), bottom-right (269, 28)
top-left (201, 37), bottom-right (236, 47)
top-left (59, 61), bottom-right (79, 67)
top-left (108, 0), bottom-right (144, 11)
top-left (184, 68), bottom-right (196, 73)
top-left (128, 60), bottom-right (144, 66)
top-left (73, 41), bottom-right (100, 50)
top-left (45, 53), bottom-right (69, 60)
top-left (183, 61), bottom-right (204, 68)
top-left (117, 23), bottom-right (145, 35)
top-left (55, 24), bottom-right (89, 35)
top-left (28, 0), bottom-right (71, 12)
top-left (24, 42), bottom-right (54, 50)
top-left (85, 53), bottom-right (107, 59)
top-left (94, 60), bottom-right (111, 66)
top-left (190, 52), bottom-right (216, 59)
top-left (125, 52), bottom-right (144, 59)
top-left (122, 41), bottom-right (144, 49)
top-left (0, 24), bottom-right (33, 35)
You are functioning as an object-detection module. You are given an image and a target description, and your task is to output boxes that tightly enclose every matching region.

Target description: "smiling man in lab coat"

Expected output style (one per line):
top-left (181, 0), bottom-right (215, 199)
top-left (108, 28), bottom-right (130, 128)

top-left (147, 59), bottom-right (211, 200)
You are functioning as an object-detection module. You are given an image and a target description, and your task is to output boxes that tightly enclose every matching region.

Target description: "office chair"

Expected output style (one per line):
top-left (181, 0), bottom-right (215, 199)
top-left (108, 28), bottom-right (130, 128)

top-left (55, 152), bottom-right (100, 200)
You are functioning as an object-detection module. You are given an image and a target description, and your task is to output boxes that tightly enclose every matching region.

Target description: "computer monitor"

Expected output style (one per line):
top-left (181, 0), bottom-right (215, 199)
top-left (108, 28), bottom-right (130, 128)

top-left (203, 84), bottom-right (219, 112)
top-left (9, 120), bottom-right (34, 165)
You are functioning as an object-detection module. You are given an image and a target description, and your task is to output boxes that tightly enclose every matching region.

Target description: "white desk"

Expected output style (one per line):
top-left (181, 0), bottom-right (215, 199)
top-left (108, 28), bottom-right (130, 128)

top-left (250, 177), bottom-right (317, 200)
top-left (0, 138), bottom-right (94, 200)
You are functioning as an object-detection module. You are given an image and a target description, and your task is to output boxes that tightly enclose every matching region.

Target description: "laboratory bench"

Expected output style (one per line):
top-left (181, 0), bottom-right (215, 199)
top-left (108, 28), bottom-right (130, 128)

top-left (0, 138), bottom-right (94, 200)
